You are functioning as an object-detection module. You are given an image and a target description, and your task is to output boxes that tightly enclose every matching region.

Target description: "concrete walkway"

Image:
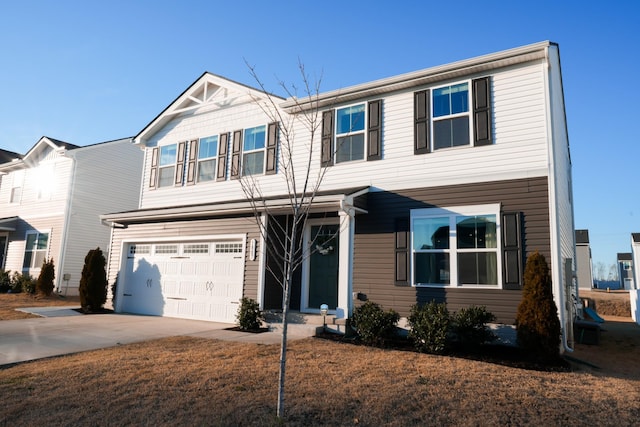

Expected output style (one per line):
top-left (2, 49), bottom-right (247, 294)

top-left (0, 307), bottom-right (316, 366)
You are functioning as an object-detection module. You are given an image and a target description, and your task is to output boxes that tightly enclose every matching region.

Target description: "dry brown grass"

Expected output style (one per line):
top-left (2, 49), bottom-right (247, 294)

top-left (0, 293), bottom-right (639, 426)
top-left (0, 293), bottom-right (80, 320)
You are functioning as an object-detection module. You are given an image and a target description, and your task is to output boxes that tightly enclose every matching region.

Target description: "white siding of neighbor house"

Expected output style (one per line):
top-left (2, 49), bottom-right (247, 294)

top-left (139, 59), bottom-right (552, 210)
top-left (60, 139), bottom-right (143, 294)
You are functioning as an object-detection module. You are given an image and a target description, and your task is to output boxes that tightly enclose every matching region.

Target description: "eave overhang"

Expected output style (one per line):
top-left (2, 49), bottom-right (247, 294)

top-left (0, 216), bottom-right (18, 231)
top-left (283, 41), bottom-right (553, 112)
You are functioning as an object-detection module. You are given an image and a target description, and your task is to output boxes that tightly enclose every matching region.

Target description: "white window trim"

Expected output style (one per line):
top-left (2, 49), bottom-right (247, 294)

top-left (197, 135), bottom-right (218, 183)
top-left (431, 80), bottom-right (472, 151)
top-left (335, 102), bottom-right (367, 164)
top-left (410, 204), bottom-right (502, 288)
top-left (242, 125), bottom-right (267, 176)
top-left (158, 143), bottom-right (178, 188)
top-left (23, 229), bottom-right (51, 271)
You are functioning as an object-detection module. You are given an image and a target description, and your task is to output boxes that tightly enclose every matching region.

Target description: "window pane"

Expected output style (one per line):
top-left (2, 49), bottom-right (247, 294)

top-left (335, 134), bottom-right (365, 163)
top-left (198, 136), bottom-right (218, 159)
top-left (413, 217), bottom-right (449, 250)
top-left (36, 233), bottom-right (49, 249)
top-left (451, 117), bottom-right (469, 147)
top-left (158, 166), bottom-right (175, 187)
top-left (336, 104), bottom-right (365, 134)
top-left (22, 252), bottom-right (32, 269)
top-left (457, 215), bottom-right (497, 249)
top-left (33, 251), bottom-right (46, 268)
top-left (433, 87), bottom-right (451, 117)
top-left (415, 253), bottom-right (450, 284)
top-left (159, 144), bottom-right (177, 166)
top-left (434, 117), bottom-right (469, 149)
top-left (242, 152), bottom-right (264, 176)
top-left (458, 252), bottom-right (497, 285)
top-left (197, 159), bottom-right (216, 182)
top-left (450, 83), bottom-right (469, 114)
top-left (243, 126), bottom-right (266, 151)
top-left (25, 233), bottom-right (37, 250)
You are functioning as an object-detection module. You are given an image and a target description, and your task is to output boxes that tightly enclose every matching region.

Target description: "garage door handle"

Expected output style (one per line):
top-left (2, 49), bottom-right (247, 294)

top-left (123, 293), bottom-right (132, 297)
top-left (167, 297), bottom-right (187, 300)
top-left (231, 301), bottom-right (239, 304)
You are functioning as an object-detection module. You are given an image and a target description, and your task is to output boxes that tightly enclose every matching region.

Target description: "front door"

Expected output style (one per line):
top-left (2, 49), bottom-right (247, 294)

top-left (307, 224), bottom-right (339, 310)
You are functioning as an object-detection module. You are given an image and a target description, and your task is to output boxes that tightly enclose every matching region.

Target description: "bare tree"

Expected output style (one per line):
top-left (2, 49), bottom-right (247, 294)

top-left (238, 61), bottom-right (338, 419)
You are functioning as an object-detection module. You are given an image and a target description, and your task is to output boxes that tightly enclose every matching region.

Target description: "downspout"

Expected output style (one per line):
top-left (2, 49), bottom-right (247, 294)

top-left (57, 152), bottom-right (78, 293)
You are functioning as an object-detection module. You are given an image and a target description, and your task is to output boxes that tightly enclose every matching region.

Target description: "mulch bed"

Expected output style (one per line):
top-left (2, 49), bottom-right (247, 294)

top-left (72, 308), bottom-right (114, 315)
top-left (315, 330), bottom-right (571, 372)
top-left (224, 326), bottom-right (270, 333)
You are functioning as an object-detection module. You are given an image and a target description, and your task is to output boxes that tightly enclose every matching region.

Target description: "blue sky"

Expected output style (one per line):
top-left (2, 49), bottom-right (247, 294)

top-left (0, 1), bottom-right (638, 270)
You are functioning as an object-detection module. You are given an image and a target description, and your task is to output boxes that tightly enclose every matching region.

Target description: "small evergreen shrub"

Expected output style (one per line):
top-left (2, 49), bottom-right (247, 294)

top-left (14, 272), bottom-right (35, 294)
top-left (236, 297), bottom-right (264, 330)
top-left (351, 301), bottom-right (400, 346)
top-left (515, 251), bottom-right (561, 360)
top-left (79, 247), bottom-right (108, 312)
top-left (408, 301), bottom-right (451, 354)
top-left (0, 270), bottom-right (11, 293)
top-left (36, 258), bottom-right (56, 296)
top-left (451, 306), bottom-right (497, 350)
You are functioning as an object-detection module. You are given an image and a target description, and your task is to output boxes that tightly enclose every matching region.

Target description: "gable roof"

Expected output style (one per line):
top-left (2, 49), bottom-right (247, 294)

top-left (632, 233), bottom-right (640, 244)
top-left (0, 149), bottom-right (20, 163)
top-left (134, 72), bottom-right (285, 146)
top-left (575, 229), bottom-right (590, 244)
top-left (21, 136), bottom-right (79, 164)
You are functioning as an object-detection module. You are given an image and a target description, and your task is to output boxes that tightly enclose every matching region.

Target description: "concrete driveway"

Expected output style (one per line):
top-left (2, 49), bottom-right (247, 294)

top-left (0, 307), bottom-right (315, 366)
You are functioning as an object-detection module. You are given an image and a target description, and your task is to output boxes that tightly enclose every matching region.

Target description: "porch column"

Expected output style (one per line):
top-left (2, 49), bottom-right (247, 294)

top-left (336, 209), bottom-right (354, 319)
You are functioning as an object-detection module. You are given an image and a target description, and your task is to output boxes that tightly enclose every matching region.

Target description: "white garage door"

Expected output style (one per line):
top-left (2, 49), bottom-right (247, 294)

top-left (119, 241), bottom-right (245, 323)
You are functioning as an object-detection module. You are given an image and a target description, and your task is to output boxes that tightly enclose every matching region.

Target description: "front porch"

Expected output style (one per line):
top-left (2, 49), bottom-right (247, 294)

top-left (263, 310), bottom-right (349, 336)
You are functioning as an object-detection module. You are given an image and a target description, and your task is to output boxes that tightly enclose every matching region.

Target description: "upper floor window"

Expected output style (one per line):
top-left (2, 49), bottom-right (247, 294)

top-left (158, 144), bottom-right (177, 188)
top-left (414, 77), bottom-right (491, 154)
top-left (411, 205), bottom-right (500, 287)
top-left (10, 170), bottom-right (24, 203)
top-left (242, 125), bottom-right (266, 176)
top-left (23, 231), bottom-right (49, 270)
top-left (321, 100), bottom-right (382, 166)
top-left (432, 82), bottom-right (470, 149)
top-left (197, 136), bottom-right (218, 182)
top-left (336, 104), bottom-right (366, 163)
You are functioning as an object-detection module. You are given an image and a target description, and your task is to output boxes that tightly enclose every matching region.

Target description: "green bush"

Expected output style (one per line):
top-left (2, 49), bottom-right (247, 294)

top-left (351, 301), bottom-right (400, 346)
top-left (13, 272), bottom-right (35, 294)
top-left (236, 297), bottom-right (264, 331)
top-left (451, 306), bottom-right (497, 350)
top-left (79, 247), bottom-right (108, 312)
top-left (0, 270), bottom-right (11, 293)
top-left (36, 258), bottom-right (56, 296)
top-left (515, 251), bottom-right (561, 360)
top-left (408, 301), bottom-right (451, 354)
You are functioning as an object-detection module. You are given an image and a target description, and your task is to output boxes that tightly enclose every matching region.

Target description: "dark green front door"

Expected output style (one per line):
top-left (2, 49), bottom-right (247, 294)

top-left (308, 225), bottom-right (339, 310)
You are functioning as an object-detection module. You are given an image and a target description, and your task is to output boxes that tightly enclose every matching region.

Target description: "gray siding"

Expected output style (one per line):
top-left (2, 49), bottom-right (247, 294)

top-left (352, 176), bottom-right (550, 323)
top-left (107, 216), bottom-right (261, 302)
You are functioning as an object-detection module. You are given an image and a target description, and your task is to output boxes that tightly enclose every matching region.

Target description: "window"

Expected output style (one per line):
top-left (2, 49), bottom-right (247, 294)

top-left (242, 125), bottom-right (266, 176)
top-left (432, 82), bottom-right (470, 149)
top-left (22, 231), bottom-right (49, 270)
top-left (414, 77), bottom-right (491, 154)
top-left (197, 136), bottom-right (218, 182)
top-left (10, 170), bottom-right (24, 203)
top-left (411, 205), bottom-right (500, 287)
top-left (158, 144), bottom-right (177, 187)
top-left (10, 186), bottom-right (22, 203)
top-left (336, 104), bottom-right (365, 163)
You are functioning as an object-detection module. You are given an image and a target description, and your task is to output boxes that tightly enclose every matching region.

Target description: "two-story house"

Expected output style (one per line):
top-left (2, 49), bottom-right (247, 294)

top-left (102, 41), bottom-right (577, 350)
top-left (0, 137), bottom-right (143, 295)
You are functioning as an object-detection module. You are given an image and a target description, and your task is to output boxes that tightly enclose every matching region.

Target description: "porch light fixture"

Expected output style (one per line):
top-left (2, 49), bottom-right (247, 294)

top-left (250, 238), bottom-right (257, 261)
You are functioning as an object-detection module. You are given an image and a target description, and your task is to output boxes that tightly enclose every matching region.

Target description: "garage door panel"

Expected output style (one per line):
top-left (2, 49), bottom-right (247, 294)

top-left (121, 241), bottom-right (245, 323)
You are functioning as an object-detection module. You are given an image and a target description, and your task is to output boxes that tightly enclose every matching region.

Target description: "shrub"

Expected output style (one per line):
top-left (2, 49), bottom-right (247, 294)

top-left (450, 306), bottom-right (497, 350)
top-left (13, 272), bottom-right (35, 294)
top-left (236, 297), bottom-right (264, 331)
top-left (79, 247), bottom-right (108, 312)
top-left (408, 301), bottom-right (451, 354)
top-left (0, 270), bottom-right (11, 293)
top-left (515, 251), bottom-right (561, 360)
top-left (36, 258), bottom-right (56, 296)
top-left (351, 301), bottom-right (400, 346)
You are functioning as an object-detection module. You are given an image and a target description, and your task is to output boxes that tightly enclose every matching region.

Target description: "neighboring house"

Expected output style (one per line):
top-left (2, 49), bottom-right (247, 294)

top-left (617, 252), bottom-right (634, 290)
top-left (575, 229), bottom-right (594, 291)
top-left (101, 41), bottom-right (577, 350)
top-left (0, 137), bottom-right (143, 295)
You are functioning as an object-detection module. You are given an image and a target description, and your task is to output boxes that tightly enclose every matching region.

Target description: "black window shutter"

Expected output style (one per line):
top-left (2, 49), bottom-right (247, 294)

top-left (230, 130), bottom-right (243, 179)
top-left (395, 218), bottom-right (410, 286)
top-left (473, 77), bottom-right (492, 146)
top-left (217, 132), bottom-right (229, 180)
top-left (149, 147), bottom-right (159, 189)
top-left (502, 211), bottom-right (523, 289)
top-left (414, 90), bottom-right (430, 154)
top-left (321, 110), bottom-right (334, 166)
top-left (265, 122), bottom-right (278, 175)
top-left (186, 140), bottom-right (198, 185)
top-left (174, 141), bottom-right (186, 186)
top-left (367, 100), bottom-right (382, 161)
